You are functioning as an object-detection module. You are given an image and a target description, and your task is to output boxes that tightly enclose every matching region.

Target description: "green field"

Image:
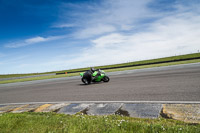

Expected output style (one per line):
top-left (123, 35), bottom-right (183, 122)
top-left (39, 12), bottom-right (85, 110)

top-left (0, 72), bottom-right (54, 79)
top-left (0, 53), bottom-right (200, 84)
top-left (0, 112), bottom-right (199, 133)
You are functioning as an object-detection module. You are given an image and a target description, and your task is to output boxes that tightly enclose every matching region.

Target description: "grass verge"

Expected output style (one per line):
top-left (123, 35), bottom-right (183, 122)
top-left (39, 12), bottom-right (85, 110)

top-left (0, 112), bottom-right (199, 133)
top-left (105, 58), bottom-right (200, 72)
top-left (0, 73), bottom-right (52, 79)
top-left (0, 73), bottom-right (78, 84)
top-left (0, 59), bottom-right (200, 84)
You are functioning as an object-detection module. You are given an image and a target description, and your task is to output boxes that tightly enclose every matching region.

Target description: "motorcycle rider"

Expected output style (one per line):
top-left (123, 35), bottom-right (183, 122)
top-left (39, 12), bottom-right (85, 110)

top-left (90, 67), bottom-right (101, 80)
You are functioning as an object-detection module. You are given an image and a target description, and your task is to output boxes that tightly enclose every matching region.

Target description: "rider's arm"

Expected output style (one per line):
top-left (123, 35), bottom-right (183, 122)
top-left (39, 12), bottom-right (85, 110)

top-left (92, 71), bottom-right (98, 77)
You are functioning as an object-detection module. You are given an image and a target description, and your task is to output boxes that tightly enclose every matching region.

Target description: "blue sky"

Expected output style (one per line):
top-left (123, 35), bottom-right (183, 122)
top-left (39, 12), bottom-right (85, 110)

top-left (0, 0), bottom-right (200, 74)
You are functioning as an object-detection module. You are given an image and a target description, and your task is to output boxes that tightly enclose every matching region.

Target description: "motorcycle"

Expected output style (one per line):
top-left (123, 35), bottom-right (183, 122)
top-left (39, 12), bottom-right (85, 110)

top-left (80, 69), bottom-right (110, 85)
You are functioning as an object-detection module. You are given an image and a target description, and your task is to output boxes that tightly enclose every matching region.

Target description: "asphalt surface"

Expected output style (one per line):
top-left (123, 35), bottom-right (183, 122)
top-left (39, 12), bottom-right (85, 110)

top-left (0, 63), bottom-right (200, 104)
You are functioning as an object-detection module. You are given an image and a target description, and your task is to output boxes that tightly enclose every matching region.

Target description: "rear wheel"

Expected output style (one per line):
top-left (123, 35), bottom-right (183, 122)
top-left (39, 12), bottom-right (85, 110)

top-left (102, 76), bottom-right (110, 82)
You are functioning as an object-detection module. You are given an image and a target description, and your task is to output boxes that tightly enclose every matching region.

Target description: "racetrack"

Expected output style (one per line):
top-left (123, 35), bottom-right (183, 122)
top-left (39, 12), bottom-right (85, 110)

top-left (0, 63), bottom-right (200, 104)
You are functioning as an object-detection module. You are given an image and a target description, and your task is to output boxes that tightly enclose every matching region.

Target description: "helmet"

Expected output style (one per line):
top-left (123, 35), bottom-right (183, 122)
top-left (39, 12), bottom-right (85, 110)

top-left (91, 67), bottom-right (95, 72)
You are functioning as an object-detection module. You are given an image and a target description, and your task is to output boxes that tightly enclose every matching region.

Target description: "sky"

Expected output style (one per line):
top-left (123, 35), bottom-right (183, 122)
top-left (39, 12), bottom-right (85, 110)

top-left (0, 0), bottom-right (200, 74)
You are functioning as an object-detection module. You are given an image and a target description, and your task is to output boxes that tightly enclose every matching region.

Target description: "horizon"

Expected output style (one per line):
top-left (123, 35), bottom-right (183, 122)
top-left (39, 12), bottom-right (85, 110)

top-left (0, 0), bottom-right (200, 74)
top-left (1, 52), bottom-right (199, 75)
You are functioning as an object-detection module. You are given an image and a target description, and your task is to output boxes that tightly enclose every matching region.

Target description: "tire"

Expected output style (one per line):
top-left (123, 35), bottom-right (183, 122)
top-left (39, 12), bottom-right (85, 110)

top-left (102, 76), bottom-right (110, 82)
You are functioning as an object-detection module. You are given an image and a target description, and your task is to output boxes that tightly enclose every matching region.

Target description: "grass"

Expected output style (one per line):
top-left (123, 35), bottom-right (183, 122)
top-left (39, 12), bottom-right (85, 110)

top-left (105, 58), bottom-right (200, 72)
top-left (0, 59), bottom-right (200, 84)
top-left (0, 73), bottom-right (78, 84)
top-left (0, 73), bottom-right (53, 79)
top-left (0, 112), bottom-right (199, 133)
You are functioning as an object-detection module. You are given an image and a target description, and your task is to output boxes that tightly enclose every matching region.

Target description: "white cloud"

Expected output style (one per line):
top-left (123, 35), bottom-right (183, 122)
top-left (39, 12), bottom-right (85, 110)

top-left (120, 25), bottom-right (134, 31)
top-left (27, 0), bottom-right (200, 72)
top-left (5, 35), bottom-right (65, 48)
top-left (75, 24), bottom-right (116, 39)
top-left (60, 0), bottom-right (152, 39)
top-left (25, 36), bottom-right (47, 44)
top-left (52, 23), bottom-right (76, 28)
top-left (2, 0), bottom-right (200, 74)
top-left (56, 6), bottom-right (200, 69)
top-left (92, 33), bottom-right (126, 48)
top-left (96, 0), bottom-right (152, 25)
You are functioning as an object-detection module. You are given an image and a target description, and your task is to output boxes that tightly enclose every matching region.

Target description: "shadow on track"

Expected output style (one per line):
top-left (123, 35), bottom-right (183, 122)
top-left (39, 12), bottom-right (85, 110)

top-left (78, 82), bottom-right (105, 86)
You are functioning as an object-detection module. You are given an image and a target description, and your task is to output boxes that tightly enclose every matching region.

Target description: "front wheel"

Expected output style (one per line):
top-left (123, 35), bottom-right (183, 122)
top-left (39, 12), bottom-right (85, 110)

top-left (102, 76), bottom-right (110, 82)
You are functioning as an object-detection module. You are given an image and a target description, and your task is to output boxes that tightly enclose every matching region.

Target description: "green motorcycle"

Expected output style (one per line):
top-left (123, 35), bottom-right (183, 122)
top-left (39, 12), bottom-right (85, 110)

top-left (80, 69), bottom-right (110, 85)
